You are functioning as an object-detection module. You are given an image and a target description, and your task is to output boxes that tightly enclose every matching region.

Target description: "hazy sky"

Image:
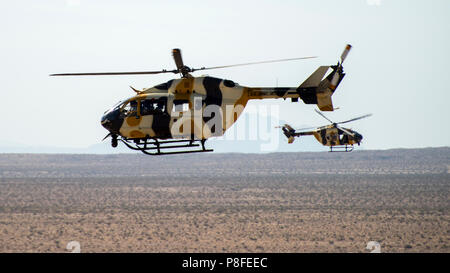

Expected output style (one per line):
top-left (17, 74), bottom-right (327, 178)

top-left (1, 0), bottom-right (449, 151)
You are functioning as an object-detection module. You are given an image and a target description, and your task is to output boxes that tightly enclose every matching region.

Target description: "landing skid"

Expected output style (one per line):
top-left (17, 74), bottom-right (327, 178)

top-left (120, 138), bottom-right (213, 156)
top-left (329, 145), bottom-right (354, 153)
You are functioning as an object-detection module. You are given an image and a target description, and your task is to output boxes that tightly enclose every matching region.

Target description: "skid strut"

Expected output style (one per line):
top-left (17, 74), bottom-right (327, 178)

top-left (120, 138), bottom-right (213, 155)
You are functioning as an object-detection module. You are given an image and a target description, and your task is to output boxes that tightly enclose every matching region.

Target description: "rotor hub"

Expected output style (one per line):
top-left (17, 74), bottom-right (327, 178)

top-left (180, 66), bottom-right (192, 77)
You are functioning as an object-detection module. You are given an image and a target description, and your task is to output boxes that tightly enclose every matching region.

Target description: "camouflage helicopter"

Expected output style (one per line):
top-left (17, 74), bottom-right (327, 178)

top-left (50, 45), bottom-right (352, 155)
top-left (279, 109), bottom-right (372, 152)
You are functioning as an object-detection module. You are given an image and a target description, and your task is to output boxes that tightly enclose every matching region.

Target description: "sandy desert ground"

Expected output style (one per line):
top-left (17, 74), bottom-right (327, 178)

top-left (0, 147), bottom-right (448, 253)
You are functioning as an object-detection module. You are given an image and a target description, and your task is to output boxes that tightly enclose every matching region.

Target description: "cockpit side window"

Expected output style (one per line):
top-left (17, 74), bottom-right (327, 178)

top-left (140, 98), bottom-right (167, 116)
top-left (156, 100), bottom-right (167, 113)
top-left (141, 99), bottom-right (155, 115)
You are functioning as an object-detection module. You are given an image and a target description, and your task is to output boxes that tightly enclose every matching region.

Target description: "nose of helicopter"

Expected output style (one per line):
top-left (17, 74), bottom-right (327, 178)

top-left (101, 114), bottom-right (112, 130)
top-left (354, 132), bottom-right (363, 143)
top-left (101, 108), bottom-right (122, 134)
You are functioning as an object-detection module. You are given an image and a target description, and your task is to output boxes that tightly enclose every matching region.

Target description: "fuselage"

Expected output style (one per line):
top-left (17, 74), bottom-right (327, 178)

top-left (101, 76), bottom-right (300, 140)
top-left (310, 125), bottom-right (363, 146)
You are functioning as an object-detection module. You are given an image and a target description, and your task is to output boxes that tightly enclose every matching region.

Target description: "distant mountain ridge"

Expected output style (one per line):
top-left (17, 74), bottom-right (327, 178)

top-left (0, 147), bottom-right (448, 179)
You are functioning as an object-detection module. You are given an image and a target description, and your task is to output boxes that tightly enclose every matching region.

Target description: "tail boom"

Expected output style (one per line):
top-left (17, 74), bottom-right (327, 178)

top-left (247, 44), bottom-right (351, 111)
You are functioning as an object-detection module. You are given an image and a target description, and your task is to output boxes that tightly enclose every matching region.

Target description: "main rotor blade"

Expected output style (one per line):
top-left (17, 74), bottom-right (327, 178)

top-left (295, 126), bottom-right (317, 131)
top-left (315, 109), bottom-right (333, 124)
top-left (172, 48), bottom-right (184, 71)
top-left (50, 69), bottom-right (177, 76)
top-left (191, 56), bottom-right (317, 72)
top-left (275, 124), bottom-right (316, 132)
top-left (336, 125), bottom-right (355, 137)
top-left (337, 114), bottom-right (372, 125)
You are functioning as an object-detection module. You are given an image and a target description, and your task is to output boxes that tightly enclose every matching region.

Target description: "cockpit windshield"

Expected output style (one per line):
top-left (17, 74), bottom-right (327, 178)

top-left (111, 100), bottom-right (125, 109)
top-left (104, 100), bottom-right (125, 114)
top-left (120, 100), bottom-right (138, 117)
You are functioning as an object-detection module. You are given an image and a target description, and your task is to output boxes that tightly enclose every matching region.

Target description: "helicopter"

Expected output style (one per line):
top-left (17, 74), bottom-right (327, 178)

top-left (279, 109), bottom-right (372, 152)
top-left (50, 44), bottom-right (352, 155)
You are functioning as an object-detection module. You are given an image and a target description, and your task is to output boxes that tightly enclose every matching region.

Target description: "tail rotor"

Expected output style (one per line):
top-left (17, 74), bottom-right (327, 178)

top-left (330, 44), bottom-right (352, 91)
top-left (275, 124), bottom-right (297, 143)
